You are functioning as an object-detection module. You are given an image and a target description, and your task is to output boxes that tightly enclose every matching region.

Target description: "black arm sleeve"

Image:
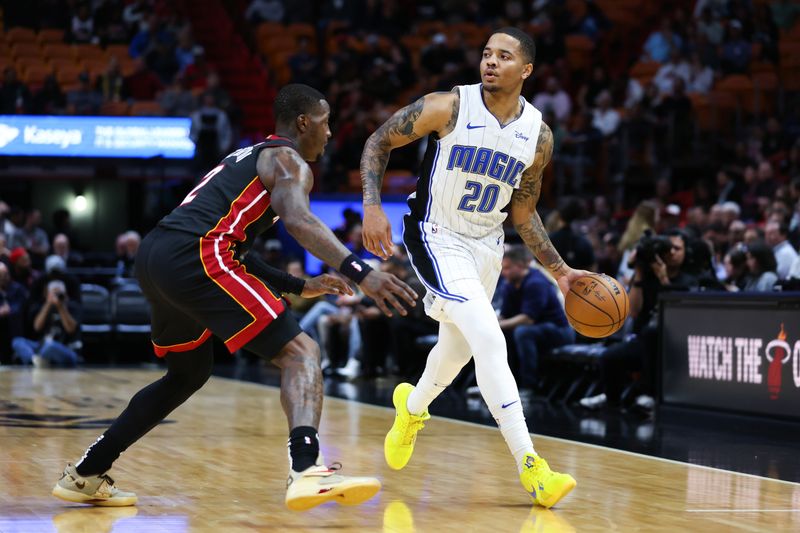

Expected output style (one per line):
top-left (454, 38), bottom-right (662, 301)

top-left (240, 252), bottom-right (305, 295)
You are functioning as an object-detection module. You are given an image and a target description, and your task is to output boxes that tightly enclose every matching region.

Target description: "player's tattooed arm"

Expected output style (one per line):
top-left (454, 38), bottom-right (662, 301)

top-left (509, 123), bottom-right (569, 277)
top-left (360, 90), bottom-right (459, 206)
top-left (264, 149), bottom-right (353, 269)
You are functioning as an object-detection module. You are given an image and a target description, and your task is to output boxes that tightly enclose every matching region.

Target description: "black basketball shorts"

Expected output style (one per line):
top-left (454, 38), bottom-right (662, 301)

top-left (135, 227), bottom-right (301, 359)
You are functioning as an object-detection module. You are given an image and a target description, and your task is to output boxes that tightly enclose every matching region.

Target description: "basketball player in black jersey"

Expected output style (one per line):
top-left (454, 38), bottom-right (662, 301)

top-left (52, 84), bottom-right (417, 511)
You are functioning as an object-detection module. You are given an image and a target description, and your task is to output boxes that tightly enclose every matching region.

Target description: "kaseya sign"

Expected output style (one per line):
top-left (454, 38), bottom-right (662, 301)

top-left (661, 294), bottom-right (800, 420)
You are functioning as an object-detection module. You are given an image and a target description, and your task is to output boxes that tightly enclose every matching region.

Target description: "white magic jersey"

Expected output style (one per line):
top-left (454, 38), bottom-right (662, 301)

top-left (406, 83), bottom-right (543, 240)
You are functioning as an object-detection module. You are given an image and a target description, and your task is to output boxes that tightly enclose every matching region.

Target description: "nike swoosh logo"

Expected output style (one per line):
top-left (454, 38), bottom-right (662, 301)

top-left (501, 401), bottom-right (518, 408)
top-left (466, 123), bottom-right (485, 130)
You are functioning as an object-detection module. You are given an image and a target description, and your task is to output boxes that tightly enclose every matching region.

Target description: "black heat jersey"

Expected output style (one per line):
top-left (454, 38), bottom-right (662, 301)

top-left (158, 135), bottom-right (294, 254)
top-left (135, 135), bottom-right (301, 358)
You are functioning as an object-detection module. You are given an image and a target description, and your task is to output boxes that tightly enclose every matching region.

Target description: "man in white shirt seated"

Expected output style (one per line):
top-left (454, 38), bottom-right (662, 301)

top-left (765, 220), bottom-right (798, 279)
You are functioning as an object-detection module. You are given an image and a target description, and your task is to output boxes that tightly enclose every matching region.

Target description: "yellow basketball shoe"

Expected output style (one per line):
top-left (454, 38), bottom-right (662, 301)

top-left (384, 383), bottom-right (430, 470)
top-left (519, 453), bottom-right (576, 508)
top-left (285, 463), bottom-right (381, 511)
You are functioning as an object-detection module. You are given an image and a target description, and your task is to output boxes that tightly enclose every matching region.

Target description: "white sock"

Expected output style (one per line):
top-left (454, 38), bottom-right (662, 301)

top-left (490, 399), bottom-right (536, 472)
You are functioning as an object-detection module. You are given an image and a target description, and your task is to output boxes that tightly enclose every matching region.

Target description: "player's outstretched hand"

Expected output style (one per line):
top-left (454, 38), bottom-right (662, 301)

top-left (555, 268), bottom-right (593, 299)
top-left (301, 274), bottom-right (354, 298)
top-left (363, 205), bottom-right (393, 260)
top-left (359, 271), bottom-right (418, 317)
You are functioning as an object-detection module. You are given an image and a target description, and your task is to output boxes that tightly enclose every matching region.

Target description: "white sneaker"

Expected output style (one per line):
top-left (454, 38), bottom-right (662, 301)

top-left (32, 354), bottom-right (49, 368)
top-left (335, 359), bottom-right (360, 380)
top-left (52, 464), bottom-right (137, 506)
top-left (579, 393), bottom-right (607, 411)
top-left (635, 394), bottom-right (655, 412)
top-left (285, 462), bottom-right (380, 511)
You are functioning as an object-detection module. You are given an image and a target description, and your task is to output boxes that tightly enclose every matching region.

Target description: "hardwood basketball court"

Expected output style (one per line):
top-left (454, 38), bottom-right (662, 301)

top-left (0, 368), bottom-right (797, 532)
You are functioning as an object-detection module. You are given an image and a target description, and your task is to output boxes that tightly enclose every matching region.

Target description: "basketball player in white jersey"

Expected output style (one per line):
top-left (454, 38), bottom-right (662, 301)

top-left (360, 27), bottom-right (589, 507)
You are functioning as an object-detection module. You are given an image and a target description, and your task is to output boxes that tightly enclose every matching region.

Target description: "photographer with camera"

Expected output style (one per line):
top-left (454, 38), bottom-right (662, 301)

top-left (581, 229), bottom-right (698, 414)
top-left (11, 277), bottom-right (82, 367)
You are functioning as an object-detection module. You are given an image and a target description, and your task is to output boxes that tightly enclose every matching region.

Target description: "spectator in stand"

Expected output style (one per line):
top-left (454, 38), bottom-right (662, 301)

top-left (70, 2), bottom-right (97, 44)
top-left (95, 0), bottom-right (129, 45)
top-left (51, 208), bottom-right (81, 254)
top-left (696, 7), bottom-right (724, 46)
top-left (533, 77), bottom-right (571, 123)
top-left (549, 197), bottom-right (596, 271)
top-left (9, 209), bottom-right (50, 267)
top-left (716, 172), bottom-right (742, 210)
top-left (762, 117), bottom-right (789, 160)
top-left (580, 65), bottom-right (611, 110)
top-left (765, 221), bottom-right (797, 279)
top-left (3, 206), bottom-right (24, 242)
top-left (752, 3), bottom-right (779, 64)
top-left (12, 278), bottom-right (82, 367)
top-left (183, 47), bottom-right (212, 91)
top-left (174, 27), bottom-right (197, 74)
top-left (0, 67), bottom-right (32, 114)
top-left (592, 90), bottom-right (620, 137)
top-left (653, 50), bottom-right (690, 96)
top-left (123, 0), bottom-right (148, 31)
top-left (95, 57), bottom-right (129, 103)
top-left (125, 58), bottom-right (164, 101)
top-left (203, 72), bottom-right (233, 117)
top-left (723, 246), bottom-right (749, 291)
top-left (0, 261), bottom-right (28, 364)
top-left (158, 75), bottom-right (195, 117)
top-left (642, 18), bottom-right (683, 63)
top-left (596, 231), bottom-right (622, 277)
top-left (8, 247), bottom-right (38, 291)
top-left (67, 72), bottom-right (103, 115)
top-left (115, 230), bottom-right (141, 280)
top-left (289, 37), bottom-right (321, 88)
top-left (533, 18), bottom-right (566, 66)
top-left (721, 20), bottom-right (751, 75)
top-left (52, 234), bottom-right (84, 268)
top-left (421, 33), bottom-right (463, 77)
top-left (129, 14), bottom-right (165, 60)
top-left (499, 246), bottom-right (574, 392)
top-left (657, 77), bottom-right (693, 156)
top-left (32, 75), bottom-right (66, 115)
top-left (146, 33), bottom-right (181, 85)
top-left (0, 234), bottom-right (9, 264)
top-left (743, 241), bottom-right (778, 291)
top-left (771, 0), bottom-right (800, 31)
top-left (246, 0), bottom-right (285, 23)
top-left (617, 201), bottom-right (658, 285)
top-left (190, 93), bottom-right (233, 173)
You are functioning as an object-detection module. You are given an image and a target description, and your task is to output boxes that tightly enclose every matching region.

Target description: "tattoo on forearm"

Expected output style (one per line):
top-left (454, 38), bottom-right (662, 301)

top-left (517, 213), bottom-right (567, 275)
top-left (443, 87), bottom-right (459, 134)
top-left (361, 97), bottom-right (425, 205)
top-left (511, 123), bottom-right (567, 276)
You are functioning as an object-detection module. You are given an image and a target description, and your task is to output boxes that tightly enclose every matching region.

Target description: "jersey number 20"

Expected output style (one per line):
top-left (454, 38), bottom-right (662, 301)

top-left (457, 181), bottom-right (500, 213)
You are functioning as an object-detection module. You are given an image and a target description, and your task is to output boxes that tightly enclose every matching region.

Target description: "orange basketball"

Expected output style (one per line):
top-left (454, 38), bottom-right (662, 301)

top-left (564, 273), bottom-right (629, 338)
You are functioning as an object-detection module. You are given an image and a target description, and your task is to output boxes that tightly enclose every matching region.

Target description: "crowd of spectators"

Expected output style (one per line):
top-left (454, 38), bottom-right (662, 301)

top-left (0, 200), bottom-right (147, 367)
top-left (3, 1), bottom-right (800, 415)
top-left (2, 1), bottom-right (238, 165)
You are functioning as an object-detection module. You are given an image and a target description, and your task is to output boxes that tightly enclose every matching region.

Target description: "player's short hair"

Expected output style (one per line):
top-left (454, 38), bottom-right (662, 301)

top-left (492, 27), bottom-right (536, 64)
top-left (274, 84), bottom-right (326, 126)
top-left (504, 244), bottom-right (531, 265)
